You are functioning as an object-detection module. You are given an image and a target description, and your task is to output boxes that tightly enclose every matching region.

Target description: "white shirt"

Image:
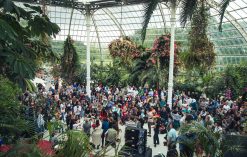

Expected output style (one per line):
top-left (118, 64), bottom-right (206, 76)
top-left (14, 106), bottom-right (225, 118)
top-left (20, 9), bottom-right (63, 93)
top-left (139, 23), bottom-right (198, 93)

top-left (37, 114), bottom-right (44, 127)
top-left (74, 105), bottom-right (81, 115)
top-left (60, 104), bottom-right (65, 113)
top-left (223, 105), bottom-right (230, 112)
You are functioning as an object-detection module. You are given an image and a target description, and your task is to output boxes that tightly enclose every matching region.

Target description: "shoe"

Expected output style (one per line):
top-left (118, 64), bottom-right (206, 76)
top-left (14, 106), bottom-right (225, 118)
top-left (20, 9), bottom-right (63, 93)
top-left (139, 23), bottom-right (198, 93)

top-left (154, 144), bottom-right (156, 147)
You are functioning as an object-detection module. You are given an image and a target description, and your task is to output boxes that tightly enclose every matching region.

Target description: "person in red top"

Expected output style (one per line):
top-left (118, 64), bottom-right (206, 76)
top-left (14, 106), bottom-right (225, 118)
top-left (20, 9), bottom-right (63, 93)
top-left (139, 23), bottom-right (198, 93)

top-left (100, 108), bottom-right (107, 120)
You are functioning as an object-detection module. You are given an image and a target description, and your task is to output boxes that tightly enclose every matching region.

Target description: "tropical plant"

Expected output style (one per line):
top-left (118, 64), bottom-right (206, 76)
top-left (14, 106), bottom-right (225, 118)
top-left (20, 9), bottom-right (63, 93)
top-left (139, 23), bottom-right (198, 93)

top-left (60, 36), bottom-right (80, 84)
top-left (130, 34), bottom-right (180, 88)
top-left (181, 0), bottom-right (215, 73)
top-left (0, 76), bottom-right (28, 144)
top-left (60, 2), bottom-right (80, 84)
top-left (109, 36), bottom-right (142, 67)
top-left (151, 34), bottom-right (180, 69)
top-left (179, 121), bottom-right (221, 157)
top-left (56, 130), bottom-right (91, 157)
top-left (202, 63), bottom-right (247, 99)
top-left (0, 0), bottom-right (60, 90)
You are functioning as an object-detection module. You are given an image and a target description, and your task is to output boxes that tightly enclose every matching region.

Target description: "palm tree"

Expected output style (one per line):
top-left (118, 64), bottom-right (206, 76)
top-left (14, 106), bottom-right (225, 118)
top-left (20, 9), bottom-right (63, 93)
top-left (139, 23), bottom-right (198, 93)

top-left (141, 0), bottom-right (231, 108)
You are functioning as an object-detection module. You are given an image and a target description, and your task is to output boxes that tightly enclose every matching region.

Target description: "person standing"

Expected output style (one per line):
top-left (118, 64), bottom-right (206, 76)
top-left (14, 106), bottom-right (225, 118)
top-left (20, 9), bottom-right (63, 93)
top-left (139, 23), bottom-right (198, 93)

top-left (101, 118), bottom-right (109, 147)
top-left (37, 108), bottom-right (45, 133)
top-left (167, 123), bottom-right (177, 150)
top-left (153, 118), bottom-right (161, 147)
top-left (83, 118), bottom-right (91, 137)
top-left (147, 108), bottom-right (154, 136)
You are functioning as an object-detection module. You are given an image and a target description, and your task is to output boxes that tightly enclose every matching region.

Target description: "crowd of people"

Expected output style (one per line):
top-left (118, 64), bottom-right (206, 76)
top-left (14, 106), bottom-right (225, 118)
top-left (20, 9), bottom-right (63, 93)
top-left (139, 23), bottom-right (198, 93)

top-left (21, 81), bottom-right (247, 156)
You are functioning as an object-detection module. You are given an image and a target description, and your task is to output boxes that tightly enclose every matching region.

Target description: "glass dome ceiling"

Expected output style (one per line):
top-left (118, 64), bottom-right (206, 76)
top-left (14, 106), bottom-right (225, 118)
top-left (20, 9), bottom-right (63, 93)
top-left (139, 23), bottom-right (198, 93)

top-left (14, 0), bottom-right (247, 70)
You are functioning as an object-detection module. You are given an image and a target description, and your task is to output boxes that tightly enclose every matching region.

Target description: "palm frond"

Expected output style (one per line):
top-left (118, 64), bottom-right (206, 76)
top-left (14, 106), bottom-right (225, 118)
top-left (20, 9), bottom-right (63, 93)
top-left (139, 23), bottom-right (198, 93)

top-left (180, 0), bottom-right (198, 27)
top-left (141, 0), bottom-right (159, 44)
top-left (56, 130), bottom-right (91, 157)
top-left (218, 0), bottom-right (231, 31)
top-left (179, 122), bottom-right (221, 156)
top-left (24, 79), bottom-right (37, 92)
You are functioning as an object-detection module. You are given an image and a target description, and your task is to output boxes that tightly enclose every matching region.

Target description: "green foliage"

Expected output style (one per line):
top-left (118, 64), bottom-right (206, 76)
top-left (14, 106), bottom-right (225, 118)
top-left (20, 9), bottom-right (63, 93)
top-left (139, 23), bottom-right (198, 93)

top-left (47, 121), bottom-right (63, 138)
top-left (181, 1), bottom-right (215, 73)
top-left (3, 143), bottom-right (43, 157)
top-left (0, 76), bottom-right (28, 144)
top-left (76, 61), bottom-right (129, 87)
top-left (205, 63), bottom-right (247, 99)
top-left (60, 35), bottom-right (80, 84)
top-left (56, 131), bottom-right (91, 157)
top-left (0, 0), bottom-right (60, 90)
top-left (179, 122), bottom-right (221, 157)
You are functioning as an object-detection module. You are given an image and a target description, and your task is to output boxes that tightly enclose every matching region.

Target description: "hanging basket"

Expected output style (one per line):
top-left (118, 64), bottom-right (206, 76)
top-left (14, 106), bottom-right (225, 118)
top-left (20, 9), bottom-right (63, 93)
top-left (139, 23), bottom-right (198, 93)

top-left (108, 36), bottom-right (141, 60)
top-left (151, 34), bottom-right (180, 67)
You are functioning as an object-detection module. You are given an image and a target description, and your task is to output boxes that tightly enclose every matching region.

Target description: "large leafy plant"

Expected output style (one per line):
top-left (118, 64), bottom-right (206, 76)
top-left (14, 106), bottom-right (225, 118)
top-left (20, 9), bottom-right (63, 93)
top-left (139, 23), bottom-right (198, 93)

top-left (179, 122), bottom-right (221, 157)
top-left (130, 34), bottom-right (180, 88)
top-left (0, 76), bottom-right (27, 144)
top-left (56, 131), bottom-right (91, 157)
top-left (0, 0), bottom-right (60, 90)
top-left (204, 63), bottom-right (247, 99)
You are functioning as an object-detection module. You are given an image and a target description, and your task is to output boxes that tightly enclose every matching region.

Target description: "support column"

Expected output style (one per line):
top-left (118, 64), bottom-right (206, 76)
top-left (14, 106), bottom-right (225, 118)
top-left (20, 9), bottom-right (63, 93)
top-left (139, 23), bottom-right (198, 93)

top-left (86, 5), bottom-right (91, 98)
top-left (167, 4), bottom-right (176, 109)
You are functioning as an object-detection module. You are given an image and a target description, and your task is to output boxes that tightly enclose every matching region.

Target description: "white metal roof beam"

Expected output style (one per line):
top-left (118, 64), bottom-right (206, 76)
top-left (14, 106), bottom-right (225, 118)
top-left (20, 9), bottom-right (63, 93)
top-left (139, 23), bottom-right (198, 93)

top-left (92, 15), bottom-right (103, 64)
top-left (102, 8), bottom-right (126, 36)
